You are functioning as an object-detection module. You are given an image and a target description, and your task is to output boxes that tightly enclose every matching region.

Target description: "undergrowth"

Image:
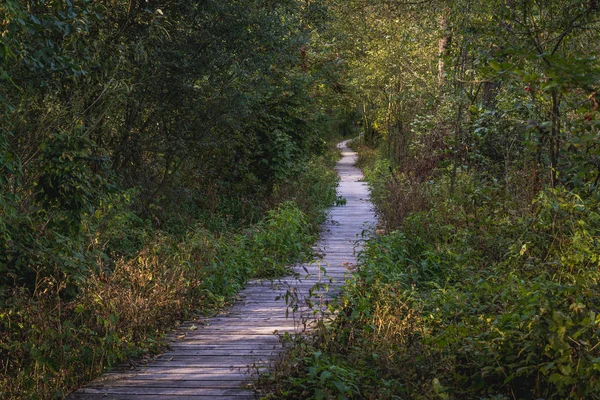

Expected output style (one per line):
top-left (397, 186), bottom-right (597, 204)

top-left (260, 142), bottom-right (600, 399)
top-left (0, 147), bottom-right (339, 399)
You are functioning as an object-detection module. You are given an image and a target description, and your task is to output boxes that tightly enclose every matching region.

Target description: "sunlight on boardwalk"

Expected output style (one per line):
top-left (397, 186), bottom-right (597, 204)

top-left (68, 139), bottom-right (376, 399)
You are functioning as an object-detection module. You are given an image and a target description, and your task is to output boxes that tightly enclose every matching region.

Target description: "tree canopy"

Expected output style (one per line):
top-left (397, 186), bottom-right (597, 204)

top-left (2, 1), bottom-right (600, 398)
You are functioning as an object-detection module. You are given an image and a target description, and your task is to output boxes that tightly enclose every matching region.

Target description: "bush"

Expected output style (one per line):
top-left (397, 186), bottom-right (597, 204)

top-left (0, 157), bottom-right (338, 399)
top-left (262, 172), bottom-right (600, 399)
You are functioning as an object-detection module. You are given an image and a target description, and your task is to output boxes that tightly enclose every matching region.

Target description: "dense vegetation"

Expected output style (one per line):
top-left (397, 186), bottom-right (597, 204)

top-left (0, 1), bottom-right (347, 398)
top-left (3, 0), bottom-right (600, 399)
top-left (259, 1), bottom-right (600, 399)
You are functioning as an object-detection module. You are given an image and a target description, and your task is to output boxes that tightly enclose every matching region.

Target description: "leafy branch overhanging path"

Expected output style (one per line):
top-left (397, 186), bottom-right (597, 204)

top-left (68, 140), bottom-right (377, 400)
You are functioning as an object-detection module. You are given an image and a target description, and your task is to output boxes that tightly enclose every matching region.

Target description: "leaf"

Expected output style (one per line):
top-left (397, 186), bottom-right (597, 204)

top-left (432, 378), bottom-right (450, 400)
top-left (333, 380), bottom-right (347, 394)
top-left (488, 60), bottom-right (502, 72)
top-left (520, 243), bottom-right (527, 256)
top-left (319, 370), bottom-right (332, 383)
top-left (575, 134), bottom-right (599, 143)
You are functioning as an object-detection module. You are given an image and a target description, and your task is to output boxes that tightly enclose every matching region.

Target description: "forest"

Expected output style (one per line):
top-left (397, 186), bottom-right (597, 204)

top-left (1, 0), bottom-right (599, 399)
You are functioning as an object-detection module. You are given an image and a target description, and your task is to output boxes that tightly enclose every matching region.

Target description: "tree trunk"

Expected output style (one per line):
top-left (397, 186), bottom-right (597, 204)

top-left (482, 81), bottom-right (499, 108)
top-left (550, 89), bottom-right (561, 188)
top-left (438, 11), bottom-right (451, 88)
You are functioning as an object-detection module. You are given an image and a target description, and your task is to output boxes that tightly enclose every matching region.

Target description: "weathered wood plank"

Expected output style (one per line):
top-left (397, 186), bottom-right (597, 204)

top-left (166, 345), bottom-right (284, 352)
top-left (165, 335), bottom-right (282, 343)
top-left (107, 367), bottom-right (253, 375)
top-left (97, 369), bottom-right (251, 378)
top-left (70, 394), bottom-right (255, 400)
top-left (140, 359), bottom-right (269, 368)
top-left (77, 387), bottom-right (252, 395)
top-left (158, 350), bottom-right (278, 356)
top-left (87, 379), bottom-right (248, 388)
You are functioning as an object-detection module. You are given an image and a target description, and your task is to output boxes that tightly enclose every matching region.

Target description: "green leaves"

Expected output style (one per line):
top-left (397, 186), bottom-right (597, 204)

top-left (36, 130), bottom-right (111, 236)
top-left (258, 1), bottom-right (600, 398)
top-left (0, 0), bottom-right (349, 397)
top-left (271, 160), bottom-right (600, 399)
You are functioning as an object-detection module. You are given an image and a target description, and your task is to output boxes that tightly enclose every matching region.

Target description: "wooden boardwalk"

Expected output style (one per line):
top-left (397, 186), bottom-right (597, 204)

top-left (68, 140), bottom-right (376, 400)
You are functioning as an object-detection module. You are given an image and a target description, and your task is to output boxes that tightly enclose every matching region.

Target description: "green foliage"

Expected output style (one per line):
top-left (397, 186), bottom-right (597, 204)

top-left (271, 146), bottom-right (341, 228)
top-left (36, 129), bottom-right (112, 235)
top-left (1, 0), bottom-right (346, 395)
top-left (259, 1), bottom-right (600, 399)
top-left (286, 351), bottom-right (362, 400)
top-left (248, 202), bottom-right (313, 277)
top-left (267, 172), bottom-right (600, 399)
top-left (1, 0), bottom-right (344, 280)
top-left (0, 200), bottom-right (323, 399)
top-left (0, 0), bottom-right (347, 273)
top-left (0, 139), bottom-right (339, 398)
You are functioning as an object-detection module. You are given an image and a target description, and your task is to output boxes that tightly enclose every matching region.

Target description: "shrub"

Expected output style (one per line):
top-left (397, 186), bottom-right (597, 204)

top-left (262, 173), bottom-right (600, 399)
top-left (0, 198), bottom-right (333, 399)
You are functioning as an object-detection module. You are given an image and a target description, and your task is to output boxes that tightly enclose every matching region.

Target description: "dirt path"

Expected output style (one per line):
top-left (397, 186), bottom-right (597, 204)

top-left (68, 139), bottom-right (376, 400)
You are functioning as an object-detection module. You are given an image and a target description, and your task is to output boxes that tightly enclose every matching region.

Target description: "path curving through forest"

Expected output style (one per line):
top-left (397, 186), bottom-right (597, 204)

top-left (68, 139), bottom-right (376, 400)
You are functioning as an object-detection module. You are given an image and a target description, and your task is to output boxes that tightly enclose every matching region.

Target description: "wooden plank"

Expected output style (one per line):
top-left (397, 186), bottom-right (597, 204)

top-left (97, 372), bottom-right (250, 381)
top-left (170, 324), bottom-right (316, 332)
top-left (166, 344), bottom-right (284, 351)
top-left (77, 387), bottom-right (253, 395)
top-left (176, 323), bottom-right (305, 331)
top-left (164, 337), bottom-right (281, 346)
top-left (176, 319), bottom-right (308, 327)
top-left (107, 367), bottom-right (253, 375)
top-left (87, 379), bottom-right (248, 388)
top-left (143, 359), bottom-right (270, 368)
top-left (160, 349), bottom-right (277, 356)
top-left (70, 393), bottom-right (254, 400)
top-left (167, 333), bottom-right (283, 341)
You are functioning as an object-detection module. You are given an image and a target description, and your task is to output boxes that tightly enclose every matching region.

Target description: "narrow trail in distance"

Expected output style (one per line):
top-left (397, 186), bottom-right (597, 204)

top-left (69, 139), bottom-right (376, 400)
